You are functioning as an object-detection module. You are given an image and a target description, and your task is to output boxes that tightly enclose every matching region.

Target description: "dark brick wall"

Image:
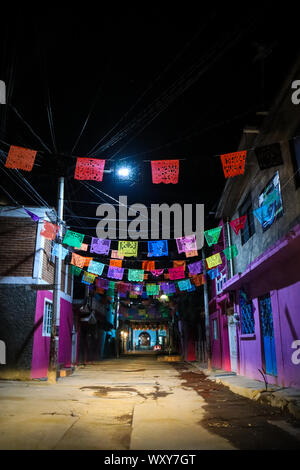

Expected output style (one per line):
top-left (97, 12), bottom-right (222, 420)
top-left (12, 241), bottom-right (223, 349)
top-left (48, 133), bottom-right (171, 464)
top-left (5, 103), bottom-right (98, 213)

top-left (0, 285), bottom-right (37, 372)
top-left (0, 218), bottom-right (37, 277)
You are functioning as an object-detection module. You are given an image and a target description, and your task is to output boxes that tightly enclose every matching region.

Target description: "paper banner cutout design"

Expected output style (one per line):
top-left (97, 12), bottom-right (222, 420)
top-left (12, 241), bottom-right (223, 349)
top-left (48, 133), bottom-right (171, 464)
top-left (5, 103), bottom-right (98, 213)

top-left (5, 145), bottom-right (37, 171)
top-left (160, 282), bottom-right (176, 294)
top-left (151, 269), bottom-right (164, 277)
top-left (223, 245), bottom-right (238, 260)
top-left (63, 230), bottom-right (85, 248)
top-left (130, 284), bottom-right (143, 295)
top-left (207, 267), bottom-right (220, 280)
top-left (253, 189), bottom-right (281, 228)
top-left (220, 151), bottom-right (247, 178)
top-left (111, 250), bottom-right (124, 259)
top-left (118, 241), bottom-right (138, 257)
top-left (142, 261), bottom-right (155, 271)
top-left (82, 271), bottom-right (96, 284)
top-left (108, 281), bottom-right (115, 291)
top-left (160, 282), bottom-right (170, 293)
top-left (96, 278), bottom-right (110, 290)
top-left (118, 282), bottom-right (130, 294)
top-left (107, 266), bottom-right (124, 280)
top-left (190, 274), bottom-right (205, 286)
top-left (90, 237), bottom-right (111, 255)
top-left (71, 253), bottom-right (87, 269)
top-left (206, 253), bottom-right (222, 269)
top-left (185, 249), bottom-right (198, 258)
top-left (169, 283), bottom-right (176, 293)
top-left (204, 226), bottom-right (222, 246)
top-left (74, 158), bottom-right (105, 181)
top-left (176, 235), bottom-right (197, 253)
top-left (52, 243), bottom-right (69, 259)
top-left (148, 240), bottom-right (168, 257)
top-left (87, 260), bottom-right (105, 276)
top-left (151, 160), bottom-right (179, 184)
top-left (255, 143), bottom-right (283, 170)
top-left (230, 216), bottom-right (247, 235)
top-left (188, 260), bottom-right (202, 275)
top-left (110, 259), bottom-right (122, 268)
top-left (173, 260), bottom-right (186, 270)
top-left (178, 279), bottom-right (192, 291)
top-left (128, 269), bottom-right (144, 282)
top-left (168, 266), bottom-right (185, 280)
top-left (79, 243), bottom-right (88, 251)
top-left (146, 284), bottom-right (160, 296)
top-left (40, 221), bottom-right (59, 240)
top-left (70, 265), bottom-right (82, 276)
top-left (253, 203), bottom-right (276, 226)
top-left (83, 256), bottom-right (93, 267)
top-left (24, 208), bottom-right (40, 222)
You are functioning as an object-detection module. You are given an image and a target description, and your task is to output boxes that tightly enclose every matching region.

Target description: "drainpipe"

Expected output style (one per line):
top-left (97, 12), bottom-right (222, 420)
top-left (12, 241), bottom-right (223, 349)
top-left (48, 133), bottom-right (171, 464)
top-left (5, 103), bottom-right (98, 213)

top-left (226, 219), bottom-right (234, 279)
top-left (202, 248), bottom-right (211, 369)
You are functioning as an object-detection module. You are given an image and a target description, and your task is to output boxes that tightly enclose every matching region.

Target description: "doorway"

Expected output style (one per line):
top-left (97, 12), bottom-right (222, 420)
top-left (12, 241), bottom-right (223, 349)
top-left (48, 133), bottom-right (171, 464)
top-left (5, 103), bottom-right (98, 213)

top-left (259, 294), bottom-right (277, 376)
top-left (138, 332), bottom-right (151, 349)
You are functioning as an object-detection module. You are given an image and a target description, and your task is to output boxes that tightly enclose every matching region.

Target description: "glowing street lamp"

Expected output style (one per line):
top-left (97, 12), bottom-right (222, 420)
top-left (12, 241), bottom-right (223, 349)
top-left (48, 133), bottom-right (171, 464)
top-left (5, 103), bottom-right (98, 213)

top-left (117, 167), bottom-right (130, 178)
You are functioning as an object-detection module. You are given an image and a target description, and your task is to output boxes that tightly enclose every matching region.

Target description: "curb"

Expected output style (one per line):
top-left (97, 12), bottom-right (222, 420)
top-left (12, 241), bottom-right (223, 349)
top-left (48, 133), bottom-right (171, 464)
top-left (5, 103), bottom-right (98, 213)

top-left (186, 362), bottom-right (300, 420)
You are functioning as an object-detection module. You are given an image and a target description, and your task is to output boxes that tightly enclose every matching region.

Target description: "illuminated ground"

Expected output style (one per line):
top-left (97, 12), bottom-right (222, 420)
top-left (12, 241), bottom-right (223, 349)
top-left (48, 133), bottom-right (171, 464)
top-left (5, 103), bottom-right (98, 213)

top-left (0, 355), bottom-right (299, 450)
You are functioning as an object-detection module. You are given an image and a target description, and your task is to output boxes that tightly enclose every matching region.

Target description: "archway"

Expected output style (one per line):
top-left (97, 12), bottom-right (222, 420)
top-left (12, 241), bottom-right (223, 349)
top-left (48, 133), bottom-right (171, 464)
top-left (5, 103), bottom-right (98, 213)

top-left (138, 331), bottom-right (151, 349)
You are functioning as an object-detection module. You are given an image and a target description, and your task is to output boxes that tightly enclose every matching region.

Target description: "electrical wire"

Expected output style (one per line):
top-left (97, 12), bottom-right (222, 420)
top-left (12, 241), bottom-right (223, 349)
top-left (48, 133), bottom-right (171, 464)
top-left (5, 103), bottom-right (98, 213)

top-left (86, 10), bottom-right (217, 157)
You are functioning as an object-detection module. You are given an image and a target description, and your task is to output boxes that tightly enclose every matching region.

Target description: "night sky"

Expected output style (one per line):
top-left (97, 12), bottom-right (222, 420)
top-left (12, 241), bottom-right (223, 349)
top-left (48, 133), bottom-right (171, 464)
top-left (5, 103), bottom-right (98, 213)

top-left (0, 5), bottom-right (299, 235)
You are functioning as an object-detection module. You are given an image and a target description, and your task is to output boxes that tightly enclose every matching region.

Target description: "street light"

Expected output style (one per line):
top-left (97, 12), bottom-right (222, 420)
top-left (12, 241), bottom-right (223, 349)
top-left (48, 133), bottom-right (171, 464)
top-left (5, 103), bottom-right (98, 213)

top-left (117, 167), bottom-right (130, 177)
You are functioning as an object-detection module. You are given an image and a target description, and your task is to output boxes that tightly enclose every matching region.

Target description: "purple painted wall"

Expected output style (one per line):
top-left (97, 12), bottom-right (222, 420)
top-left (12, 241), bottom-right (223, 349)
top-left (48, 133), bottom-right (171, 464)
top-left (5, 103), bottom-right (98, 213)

top-left (272, 283), bottom-right (300, 388)
top-left (234, 283), bottom-right (300, 388)
top-left (31, 291), bottom-right (74, 379)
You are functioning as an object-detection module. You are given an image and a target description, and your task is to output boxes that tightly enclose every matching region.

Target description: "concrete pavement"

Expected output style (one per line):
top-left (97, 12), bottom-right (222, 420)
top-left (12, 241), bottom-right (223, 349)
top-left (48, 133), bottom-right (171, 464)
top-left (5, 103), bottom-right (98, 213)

top-left (0, 355), bottom-right (299, 450)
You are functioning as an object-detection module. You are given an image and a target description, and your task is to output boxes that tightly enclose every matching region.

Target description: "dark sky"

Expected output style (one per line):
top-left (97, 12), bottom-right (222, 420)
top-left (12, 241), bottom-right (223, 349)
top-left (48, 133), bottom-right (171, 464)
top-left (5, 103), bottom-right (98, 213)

top-left (0, 5), bottom-right (299, 234)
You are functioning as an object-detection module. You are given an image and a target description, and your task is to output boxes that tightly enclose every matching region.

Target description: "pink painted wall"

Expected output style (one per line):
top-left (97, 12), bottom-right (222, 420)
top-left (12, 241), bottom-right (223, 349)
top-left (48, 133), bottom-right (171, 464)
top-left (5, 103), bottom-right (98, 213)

top-left (58, 298), bottom-right (73, 368)
top-left (31, 292), bottom-right (74, 379)
top-left (220, 311), bottom-right (231, 371)
top-left (210, 309), bottom-right (231, 371)
top-left (210, 312), bottom-right (222, 369)
top-left (31, 290), bottom-right (52, 379)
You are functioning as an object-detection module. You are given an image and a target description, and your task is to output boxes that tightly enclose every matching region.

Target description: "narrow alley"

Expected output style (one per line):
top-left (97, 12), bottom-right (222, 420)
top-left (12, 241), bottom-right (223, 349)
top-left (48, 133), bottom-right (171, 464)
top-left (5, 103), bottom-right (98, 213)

top-left (0, 354), bottom-right (299, 450)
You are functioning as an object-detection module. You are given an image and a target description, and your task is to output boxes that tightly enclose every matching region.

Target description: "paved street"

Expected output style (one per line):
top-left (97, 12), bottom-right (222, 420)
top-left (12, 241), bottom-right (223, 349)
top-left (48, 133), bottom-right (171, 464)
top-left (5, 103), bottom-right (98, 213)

top-left (0, 355), bottom-right (299, 450)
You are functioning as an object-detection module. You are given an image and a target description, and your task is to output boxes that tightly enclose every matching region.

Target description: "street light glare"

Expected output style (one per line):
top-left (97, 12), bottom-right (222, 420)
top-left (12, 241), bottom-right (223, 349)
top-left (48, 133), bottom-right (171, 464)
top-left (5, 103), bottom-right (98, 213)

top-left (117, 167), bottom-right (130, 177)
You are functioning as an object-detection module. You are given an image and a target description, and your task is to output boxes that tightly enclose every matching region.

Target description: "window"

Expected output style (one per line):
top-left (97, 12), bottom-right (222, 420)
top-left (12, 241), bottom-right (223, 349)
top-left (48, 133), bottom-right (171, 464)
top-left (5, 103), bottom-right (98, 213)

top-left (42, 300), bottom-right (53, 337)
top-left (258, 171), bottom-right (283, 232)
top-left (239, 193), bottom-right (255, 245)
top-left (239, 289), bottom-right (255, 335)
top-left (289, 136), bottom-right (300, 189)
top-left (213, 319), bottom-right (218, 340)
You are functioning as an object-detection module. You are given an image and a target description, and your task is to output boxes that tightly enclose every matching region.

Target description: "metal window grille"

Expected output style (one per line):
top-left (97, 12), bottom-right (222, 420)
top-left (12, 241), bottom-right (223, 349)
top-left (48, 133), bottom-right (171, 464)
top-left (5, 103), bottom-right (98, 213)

top-left (42, 301), bottom-right (53, 337)
top-left (239, 289), bottom-right (255, 334)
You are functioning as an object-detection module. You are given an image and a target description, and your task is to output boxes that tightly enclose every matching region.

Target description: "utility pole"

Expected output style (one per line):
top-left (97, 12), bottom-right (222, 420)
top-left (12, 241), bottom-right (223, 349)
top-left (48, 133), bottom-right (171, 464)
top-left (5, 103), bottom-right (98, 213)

top-left (48, 176), bottom-right (64, 383)
top-left (202, 248), bottom-right (211, 369)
